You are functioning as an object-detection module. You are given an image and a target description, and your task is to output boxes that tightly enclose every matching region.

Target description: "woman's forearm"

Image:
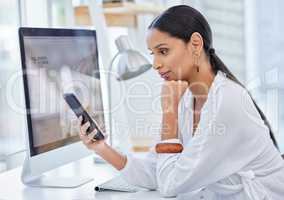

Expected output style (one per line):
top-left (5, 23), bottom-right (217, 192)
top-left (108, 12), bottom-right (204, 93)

top-left (157, 111), bottom-right (183, 153)
top-left (95, 142), bottom-right (127, 170)
top-left (161, 112), bottom-right (178, 140)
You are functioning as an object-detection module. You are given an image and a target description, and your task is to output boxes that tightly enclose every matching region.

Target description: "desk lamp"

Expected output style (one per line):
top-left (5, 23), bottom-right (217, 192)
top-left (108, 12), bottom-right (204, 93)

top-left (107, 35), bottom-right (152, 147)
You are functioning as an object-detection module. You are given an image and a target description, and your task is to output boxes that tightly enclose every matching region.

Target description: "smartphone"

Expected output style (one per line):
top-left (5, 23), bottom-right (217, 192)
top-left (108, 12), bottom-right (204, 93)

top-left (63, 93), bottom-right (105, 140)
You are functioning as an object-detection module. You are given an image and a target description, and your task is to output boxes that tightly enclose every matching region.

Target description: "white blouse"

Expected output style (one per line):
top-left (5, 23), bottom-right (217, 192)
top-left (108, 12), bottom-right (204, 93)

top-left (119, 71), bottom-right (284, 199)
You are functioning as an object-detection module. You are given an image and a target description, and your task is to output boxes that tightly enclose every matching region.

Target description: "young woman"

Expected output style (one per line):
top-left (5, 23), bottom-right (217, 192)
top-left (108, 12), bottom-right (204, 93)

top-left (79, 5), bottom-right (284, 199)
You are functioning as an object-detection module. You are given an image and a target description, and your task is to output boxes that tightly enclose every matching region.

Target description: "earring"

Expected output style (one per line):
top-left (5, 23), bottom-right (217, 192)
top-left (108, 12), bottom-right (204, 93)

top-left (193, 52), bottom-right (200, 73)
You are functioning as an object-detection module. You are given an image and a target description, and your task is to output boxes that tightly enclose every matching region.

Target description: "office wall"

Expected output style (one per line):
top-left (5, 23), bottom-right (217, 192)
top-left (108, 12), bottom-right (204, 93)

top-left (0, 1), bottom-right (26, 158)
top-left (246, 0), bottom-right (284, 151)
top-left (0, 0), bottom-right (51, 170)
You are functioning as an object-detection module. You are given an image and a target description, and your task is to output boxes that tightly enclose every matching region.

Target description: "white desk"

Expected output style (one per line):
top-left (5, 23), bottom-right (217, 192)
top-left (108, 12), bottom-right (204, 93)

top-left (0, 156), bottom-right (170, 200)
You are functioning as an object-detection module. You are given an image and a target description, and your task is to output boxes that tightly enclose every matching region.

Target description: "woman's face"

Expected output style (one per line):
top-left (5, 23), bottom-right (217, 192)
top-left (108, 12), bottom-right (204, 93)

top-left (146, 28), bottom-right (196, 82)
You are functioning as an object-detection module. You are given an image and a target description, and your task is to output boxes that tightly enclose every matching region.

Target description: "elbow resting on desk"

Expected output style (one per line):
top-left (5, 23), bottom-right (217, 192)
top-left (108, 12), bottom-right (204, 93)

top-left (156, 157), bottom-right (182, 198)
top-left (157, 171), bottom-right (180, 198)
top-left (157, 168), bottom-right (197, 198)
top-left (159, 186), bottom-right (177, 198)
top-left (156, 153), bottom-right (200, 198)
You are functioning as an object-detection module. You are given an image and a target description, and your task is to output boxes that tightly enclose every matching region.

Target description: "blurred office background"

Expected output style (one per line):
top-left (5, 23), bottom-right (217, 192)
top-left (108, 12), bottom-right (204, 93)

top-left (0, 0), bottom-right (284, 172)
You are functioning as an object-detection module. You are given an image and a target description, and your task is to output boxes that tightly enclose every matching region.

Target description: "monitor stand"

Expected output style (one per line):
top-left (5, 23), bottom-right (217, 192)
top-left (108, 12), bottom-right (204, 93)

top-left (21, 157), bottom-right (93, 188)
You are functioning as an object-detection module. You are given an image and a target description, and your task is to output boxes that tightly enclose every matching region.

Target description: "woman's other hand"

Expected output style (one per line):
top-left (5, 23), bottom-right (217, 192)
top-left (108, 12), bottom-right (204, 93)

top-left (160, 80), bottom-right (188, 140)
top-left (161, 80), bottom-right (188, 113)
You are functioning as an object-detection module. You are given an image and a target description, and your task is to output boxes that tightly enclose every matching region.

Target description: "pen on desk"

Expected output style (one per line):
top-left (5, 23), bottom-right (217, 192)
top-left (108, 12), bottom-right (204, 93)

top-left (94, 186), bottom-right (105, 192)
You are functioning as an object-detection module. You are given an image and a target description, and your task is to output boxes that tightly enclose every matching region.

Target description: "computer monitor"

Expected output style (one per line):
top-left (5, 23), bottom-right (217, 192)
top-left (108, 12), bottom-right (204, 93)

top-left (19, 27), bottom-right (106, 188)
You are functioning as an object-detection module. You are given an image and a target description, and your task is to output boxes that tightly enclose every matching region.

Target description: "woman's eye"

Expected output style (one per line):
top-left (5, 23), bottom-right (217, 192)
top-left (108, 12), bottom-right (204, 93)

top-left (159, 49), bottom-right (168, 55)
top-left (149, 48), bottom-right (168, 56)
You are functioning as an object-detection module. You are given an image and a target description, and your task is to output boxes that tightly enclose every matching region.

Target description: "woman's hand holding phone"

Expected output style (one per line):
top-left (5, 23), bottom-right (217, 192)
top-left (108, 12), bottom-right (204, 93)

top-left (78, 116), bottom-right (127, 170)
top-left (78, 116), bottom-right (106, 153)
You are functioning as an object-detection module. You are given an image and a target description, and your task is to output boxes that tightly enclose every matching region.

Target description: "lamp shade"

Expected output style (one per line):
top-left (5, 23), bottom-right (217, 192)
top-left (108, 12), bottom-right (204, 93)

top-left (114, 35), bottom-right (152, 81)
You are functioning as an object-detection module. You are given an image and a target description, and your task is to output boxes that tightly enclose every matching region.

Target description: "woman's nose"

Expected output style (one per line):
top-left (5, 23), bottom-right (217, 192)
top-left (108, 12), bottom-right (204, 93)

top-left (153, 58), bottom-right (162, 70)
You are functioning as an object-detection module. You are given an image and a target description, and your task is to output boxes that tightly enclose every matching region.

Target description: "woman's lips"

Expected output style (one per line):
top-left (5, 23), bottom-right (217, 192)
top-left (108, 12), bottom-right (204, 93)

top-left (160, 71), bottom-right (170, 80)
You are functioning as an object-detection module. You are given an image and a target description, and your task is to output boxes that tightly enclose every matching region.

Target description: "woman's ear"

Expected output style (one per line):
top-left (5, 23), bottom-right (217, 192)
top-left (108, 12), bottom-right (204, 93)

top-left (188, 32), bottom-right (203, 56)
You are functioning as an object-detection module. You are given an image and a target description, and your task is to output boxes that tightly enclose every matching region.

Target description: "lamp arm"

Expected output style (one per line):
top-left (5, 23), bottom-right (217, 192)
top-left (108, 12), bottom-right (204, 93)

top-left (107, 51), bottom-right (121, 147)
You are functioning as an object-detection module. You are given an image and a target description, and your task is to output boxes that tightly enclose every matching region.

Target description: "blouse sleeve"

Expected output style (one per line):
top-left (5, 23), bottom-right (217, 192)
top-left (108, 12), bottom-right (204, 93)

top-left (119, 146), bottom-right (158, 190)
top-left (156, 84), bottom-right (270, 197)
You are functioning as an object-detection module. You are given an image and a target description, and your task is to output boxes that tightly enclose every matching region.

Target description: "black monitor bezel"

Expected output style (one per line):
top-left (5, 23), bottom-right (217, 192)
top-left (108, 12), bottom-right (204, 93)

top-left (18, 27), bottom-right (99, 157)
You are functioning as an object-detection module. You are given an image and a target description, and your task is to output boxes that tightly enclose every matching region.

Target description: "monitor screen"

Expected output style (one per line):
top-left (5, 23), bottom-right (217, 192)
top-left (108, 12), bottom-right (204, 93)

top-left (19, 28), bottom-right (105, 156)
